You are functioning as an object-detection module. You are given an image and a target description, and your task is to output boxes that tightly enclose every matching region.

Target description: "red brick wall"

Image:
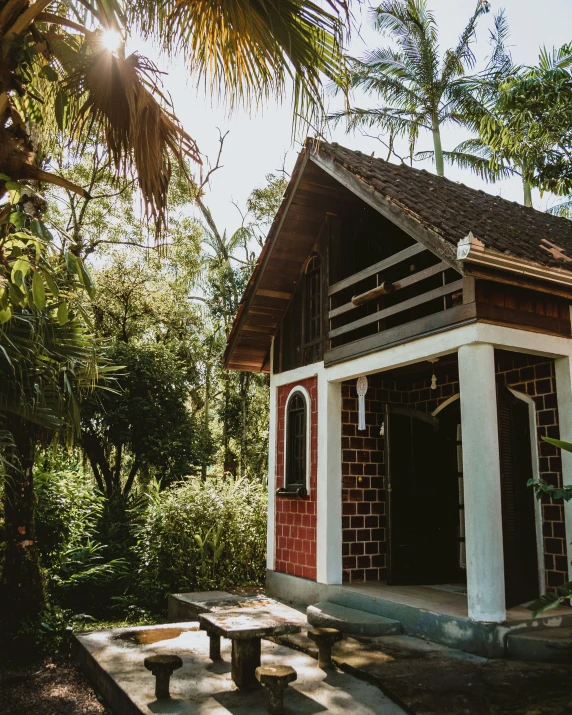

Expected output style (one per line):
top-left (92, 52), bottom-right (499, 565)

top-left (274, 377), bottom-right (317, 580)
top-left (341, 381), bottom-right (391, 583)
top-left (341, 353), bottom-right (568, 589)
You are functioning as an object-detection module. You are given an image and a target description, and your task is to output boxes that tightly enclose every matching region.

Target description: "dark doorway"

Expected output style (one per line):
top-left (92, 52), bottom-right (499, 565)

top-left (497, 386), bottom-right (540, 608)
top-left (385, 405), bottom-right (459, 585)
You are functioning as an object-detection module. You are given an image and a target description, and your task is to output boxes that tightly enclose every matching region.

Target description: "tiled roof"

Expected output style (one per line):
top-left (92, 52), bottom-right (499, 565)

top-left (316, 141), bottom-right (572, 271)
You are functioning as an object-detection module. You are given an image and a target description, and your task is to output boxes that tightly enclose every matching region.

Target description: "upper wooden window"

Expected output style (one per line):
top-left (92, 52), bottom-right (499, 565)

top-left (285, 391), bottom-right (307, 489)
top-left (305, 254), bottom-right (321, 345)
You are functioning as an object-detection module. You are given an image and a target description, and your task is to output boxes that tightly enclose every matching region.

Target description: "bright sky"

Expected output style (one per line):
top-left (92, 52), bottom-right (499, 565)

top-left (130, 0), bottom-right (572, 237)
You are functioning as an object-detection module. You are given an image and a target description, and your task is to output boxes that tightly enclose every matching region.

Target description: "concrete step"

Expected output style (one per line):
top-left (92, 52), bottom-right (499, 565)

top-left (307, 601), bottom-right (402, 637)
top-left (507, 626), bottom-right (572, 663)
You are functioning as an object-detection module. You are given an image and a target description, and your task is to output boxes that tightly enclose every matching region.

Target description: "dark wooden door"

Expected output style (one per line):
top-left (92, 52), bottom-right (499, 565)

top-left (385, 405), bottom-right (458, 584)
top-left (497, 386), bottom-right (540, 608)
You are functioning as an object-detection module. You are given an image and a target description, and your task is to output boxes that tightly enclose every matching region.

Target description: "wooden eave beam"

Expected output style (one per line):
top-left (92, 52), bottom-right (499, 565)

top-left (224, 148), bottom-right (312, 369)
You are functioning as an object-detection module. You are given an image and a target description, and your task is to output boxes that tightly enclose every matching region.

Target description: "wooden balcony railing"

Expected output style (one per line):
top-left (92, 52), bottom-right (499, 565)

top-left (327, 243), bottom-right (464, 353)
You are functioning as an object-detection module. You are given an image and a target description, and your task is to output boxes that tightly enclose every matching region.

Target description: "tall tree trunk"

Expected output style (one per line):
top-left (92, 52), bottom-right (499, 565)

top-left (201, 361), bottom-right (210, 481)
top-left (523, 180), bottom-right (533, 208)
top-left (240, 372), bottom-right (250, 479)
top-left (432, 120), bottom-right (445, 177)
top-left (1, 421), bottom-right (44, 639)
top-left (222, 371), bottom-right (231, 474)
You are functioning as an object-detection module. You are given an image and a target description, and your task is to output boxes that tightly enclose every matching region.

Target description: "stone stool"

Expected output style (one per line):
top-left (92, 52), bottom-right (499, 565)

top-left (144, 654), bottom-right (183, 699)
top-left (255, 665), bottom-right (297, 714)
top-left (307, 627), bottom-right (343, 668)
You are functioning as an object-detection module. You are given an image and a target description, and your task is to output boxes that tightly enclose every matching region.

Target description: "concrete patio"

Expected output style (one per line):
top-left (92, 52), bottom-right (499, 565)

top-left (74, 622), bottom-right (405, 715)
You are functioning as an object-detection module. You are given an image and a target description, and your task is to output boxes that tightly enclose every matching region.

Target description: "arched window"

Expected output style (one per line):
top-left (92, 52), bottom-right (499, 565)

top-left (305, 254), bottom-right (321, 345)
top-left (285, 389), bottom-right (309, 491)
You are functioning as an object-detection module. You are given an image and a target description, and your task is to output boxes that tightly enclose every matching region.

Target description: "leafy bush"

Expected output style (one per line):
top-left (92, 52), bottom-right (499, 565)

top-left (35, 464), bottom-right (104, 570)
top-left (135, 476), bottom-right (267, 610)
top-left (35, 464), bottom-right (130, 616)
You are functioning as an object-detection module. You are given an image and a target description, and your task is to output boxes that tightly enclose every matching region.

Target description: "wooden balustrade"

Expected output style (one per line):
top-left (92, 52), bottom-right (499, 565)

top-left (327, 244), bottom-right (462, 345)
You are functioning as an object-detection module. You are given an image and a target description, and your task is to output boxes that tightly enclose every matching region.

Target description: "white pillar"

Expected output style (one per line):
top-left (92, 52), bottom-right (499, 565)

top-left (458, 343), bottom-right (506, 622)
top-left (554, 356), bottom-right (572, 581)
top-left (266, 372), bottom-right (277, 572)
top-left (316, 375), bottom-right (342, 583)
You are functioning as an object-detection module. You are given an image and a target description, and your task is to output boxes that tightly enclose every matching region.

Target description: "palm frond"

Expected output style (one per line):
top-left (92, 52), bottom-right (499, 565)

top-left (440, 0), bottom-right (489, 86)
top-left (346, 62), bottom-right (426, 108)
top-left (539, 42), bottom-right (572, 71)
top-left (487, 9), bottom-right (512, 77)
top-left (127, 0), bottom-right (348, 131)
top-left (359, 47), bottom-right (414, 81)
top-left (442, 149), bottom-right (515, 182)
top-left (328, 106), bottom-right (427, 136)
top-left (546, 198), bottom-right (572, 219)
top-left (374, 0), bottom-right (439, 93)
top-left (51, 34), bottom-right (201, 235)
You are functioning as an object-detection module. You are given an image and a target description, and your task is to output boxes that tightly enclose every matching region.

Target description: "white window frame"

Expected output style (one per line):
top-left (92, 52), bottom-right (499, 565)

top-left (284, 385), bottom-right (312, 494)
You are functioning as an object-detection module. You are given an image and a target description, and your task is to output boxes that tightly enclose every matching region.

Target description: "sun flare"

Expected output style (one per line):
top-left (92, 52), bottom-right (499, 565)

top-left (101, 30), bottom-right (121, 53)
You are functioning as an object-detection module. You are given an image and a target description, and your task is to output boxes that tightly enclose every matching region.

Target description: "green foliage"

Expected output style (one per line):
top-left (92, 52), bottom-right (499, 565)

top-left (478, 43), bottom-right (572, 197)
top-left (135, 477), bottom-right (267, 610)
top-left (528, 583), bottom-right (572, 618)
top-left (329, 0), bottom-right (492, 176)
top-left (34, 463), bottom-right (104, 570)
top-left (526, 437), bottom-right (572, 616)
top-left (81, 342), bottom-right (200, 495)
top-left (34, 461), bottom-right (128, 615)
top-left (527, 437), bottom-right (572, 502)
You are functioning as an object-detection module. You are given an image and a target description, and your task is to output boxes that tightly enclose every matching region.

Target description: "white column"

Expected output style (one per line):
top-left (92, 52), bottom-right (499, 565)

top-left (458, 343), bottom-right (506, 622)
top-left (554, 356), bottom-right (572, 581)
top-left (266, 372), bottom-right (277, 572)
top-left (316, 375), bottom-right (342, 583)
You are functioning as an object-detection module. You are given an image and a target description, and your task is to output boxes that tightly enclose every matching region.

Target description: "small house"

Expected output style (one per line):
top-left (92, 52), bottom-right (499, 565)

top-left (224, 139), bottom-right (572, 657)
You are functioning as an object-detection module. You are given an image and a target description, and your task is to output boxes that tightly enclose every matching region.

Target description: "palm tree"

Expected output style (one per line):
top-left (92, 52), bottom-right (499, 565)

top-left (1, 0), bottom-right (349, 233)
top-left (473, 41), bottom-right (572, 209)
top-left (330, 0), bottom-right (490, 177)
top-left (0, 0), bottom-right (348, 638)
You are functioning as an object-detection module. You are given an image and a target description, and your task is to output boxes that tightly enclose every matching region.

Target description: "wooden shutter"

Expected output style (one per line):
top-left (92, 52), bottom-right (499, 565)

top-left (497, 386), bottom-right (539, 608)
top-left (286, 393), bottom-right (306, 488)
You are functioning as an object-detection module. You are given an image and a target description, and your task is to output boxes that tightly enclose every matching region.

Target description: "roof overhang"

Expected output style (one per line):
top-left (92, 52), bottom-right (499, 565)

top-left (223, 143), bottom-right (362, 371)
top-left (457, 232), bottom-right (572, 293)
top-left (225, 140), bottom-right (572, 372)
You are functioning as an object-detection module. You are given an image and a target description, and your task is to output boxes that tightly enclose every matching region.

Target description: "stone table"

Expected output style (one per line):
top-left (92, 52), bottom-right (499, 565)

top-left (199, 611), bottom-right (301, 690)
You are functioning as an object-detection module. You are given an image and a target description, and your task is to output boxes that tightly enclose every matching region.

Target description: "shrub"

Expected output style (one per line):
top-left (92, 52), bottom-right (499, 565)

top-left (135, 476), bottom-right (267, 610)
top-left (35, 464), bottom-right (104, 570)
top-left (35, 464), bottom-right (130, 617)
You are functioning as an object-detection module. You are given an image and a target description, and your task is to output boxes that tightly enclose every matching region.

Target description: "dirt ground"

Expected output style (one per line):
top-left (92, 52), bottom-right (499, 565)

top-left (0, 658), bottom-right (108, 715)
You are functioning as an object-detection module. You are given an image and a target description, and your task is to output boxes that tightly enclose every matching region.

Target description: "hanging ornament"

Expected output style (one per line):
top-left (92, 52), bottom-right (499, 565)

top-left (431, 372), bottom-right (438, 390)
top-left (356, 376), bottom-right (368, 431)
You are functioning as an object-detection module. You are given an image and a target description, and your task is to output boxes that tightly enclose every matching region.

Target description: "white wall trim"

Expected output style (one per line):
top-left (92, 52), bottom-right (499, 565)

top-left (554, 357), bottom-right (572, 582)
top-left (271, 325), bottom-right (572, 390)
top-left (508, 388), bottom-right (547, 595)
top-left (316, 376), bottom-right (342, 584)
top-left (324, 323), bottom-right (572, 385)
top-left (283, 385), bottom-right (312, 494)
top-left (272, 362), bottom-right (323, 387)
top-left (267, 377), bottom-right (277, 570)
